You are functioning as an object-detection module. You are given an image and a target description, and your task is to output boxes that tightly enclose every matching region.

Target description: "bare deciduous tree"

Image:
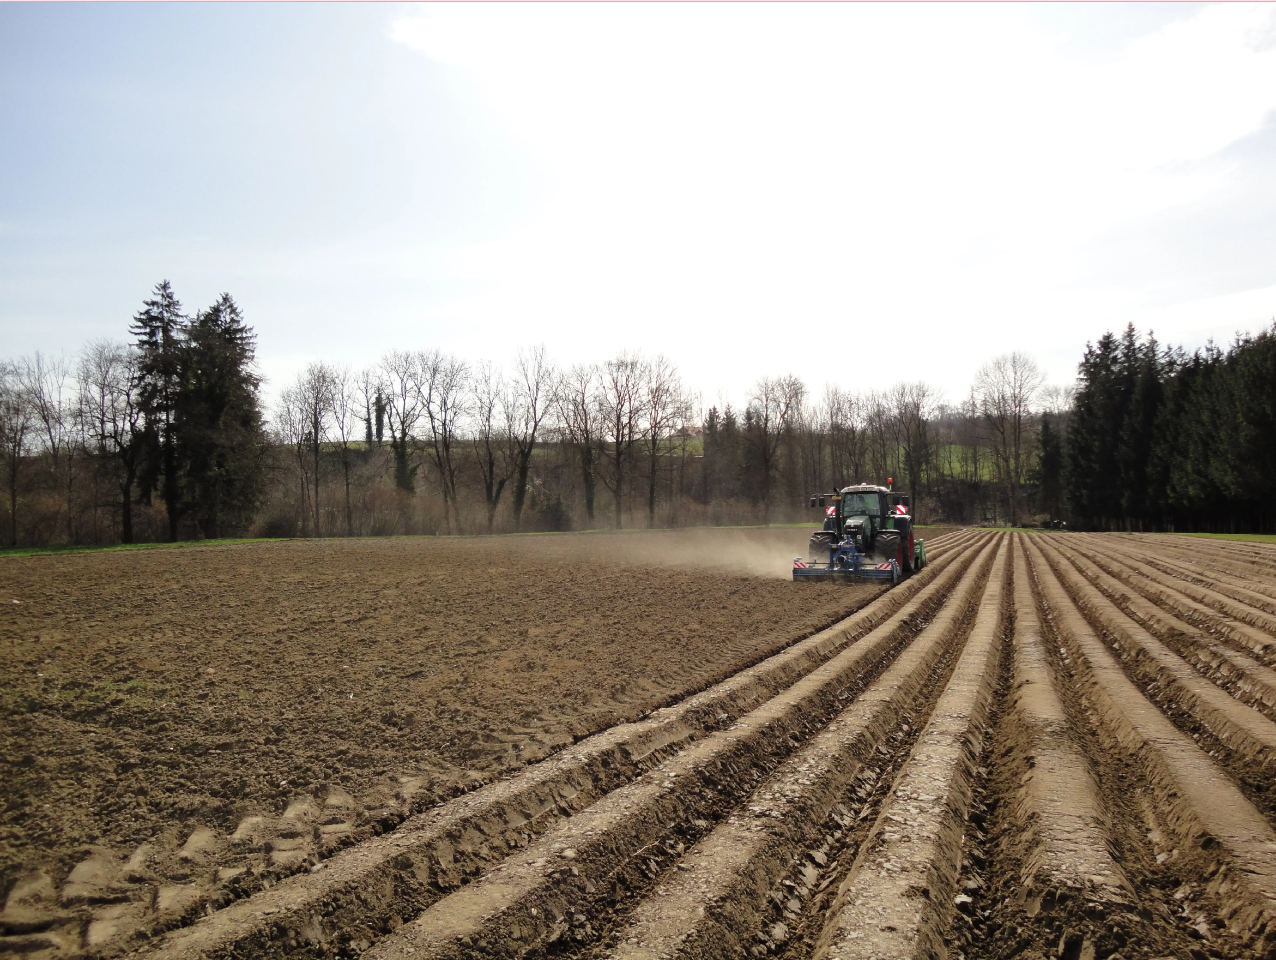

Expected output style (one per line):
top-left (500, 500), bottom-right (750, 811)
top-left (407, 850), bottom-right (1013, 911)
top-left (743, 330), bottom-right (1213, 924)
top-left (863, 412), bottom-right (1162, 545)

top-left (598, 350), bottom-right (644, 529)
top-left (379, 350), bottom-right (426, 496)
top-left (975, 351), bottom-right (1045, 525)
top-left (888, 381), bottom-right (941, 520)
top-left (507, 345), bottom-right (556, 532)
top-left (747, 374), bottom-right (805, 521)
top-left (640, 355), bottom-right (690, 527)
top-left (0, 360), bottom-right (34, 546)
top-left (77, 341), bottom-right (144, 543)
top-left (419, 350), bottom-right (469, 533)
top-left (22, 353), bottom-right (78, 540)
top-left (471, 361), bottom-right (515, 533)
top-left (326, 363), bottom-right (361, 537)
top-left (557, 363), bottom-right (602, 524)
top-left (279, 363), bottom-right (334, 536)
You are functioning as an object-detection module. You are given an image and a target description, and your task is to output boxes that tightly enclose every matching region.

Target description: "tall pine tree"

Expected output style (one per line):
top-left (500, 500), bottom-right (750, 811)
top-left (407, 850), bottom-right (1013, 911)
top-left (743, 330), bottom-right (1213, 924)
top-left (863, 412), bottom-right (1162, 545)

top-left (131, 280), bottom-right (185, 541)
top-left (177, 293), bottom-right (268, 538)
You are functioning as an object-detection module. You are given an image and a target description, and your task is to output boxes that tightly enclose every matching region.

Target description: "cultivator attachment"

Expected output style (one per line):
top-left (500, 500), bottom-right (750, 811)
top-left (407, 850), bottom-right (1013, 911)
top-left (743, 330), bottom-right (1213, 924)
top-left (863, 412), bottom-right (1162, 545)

top-left (793, 537), bottom-right (905, 584)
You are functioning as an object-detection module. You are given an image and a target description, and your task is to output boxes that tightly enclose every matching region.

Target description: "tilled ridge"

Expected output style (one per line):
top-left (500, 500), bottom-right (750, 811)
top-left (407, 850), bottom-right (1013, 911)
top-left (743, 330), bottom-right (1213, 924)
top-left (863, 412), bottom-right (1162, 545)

top-left (1034, 537), bottom-right (1276, 804)
top-left (1124, 543), bottom-right (1276, 615)
top-left (1024, 537), bottom-right (1276, 952)
top-left (1074, 534), bottom-right (1276, 655)
top-left (808, 535), bottom-right (1009, 959)
top-left (129, 537), bottom-right (988, 960)
top-left (356, 542), bottom-right (1000, 960)
top-left (1122, 533), bottom-right (1276, 574)
top-left (1068, 534), bottom-right (1276, 665)
top-left (1051, 537), bottom-right (1276, 718)
top-left (945, 534), bottom-right (1141, 960)
top-left (1123, 536), bottom-right (1276, 600)
top-left (581, 539), bottom-right (1001, 960)
top-left (1000, 536), bottom-right (1130, 906)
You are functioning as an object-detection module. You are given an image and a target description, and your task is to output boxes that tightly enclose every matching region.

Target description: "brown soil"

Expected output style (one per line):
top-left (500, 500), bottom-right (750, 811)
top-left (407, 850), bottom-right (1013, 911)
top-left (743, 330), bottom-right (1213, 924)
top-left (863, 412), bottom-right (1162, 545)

top-left (0, 528), bottom-right (883, 931)
top-left (12, 527), bottom-right (1276, 960)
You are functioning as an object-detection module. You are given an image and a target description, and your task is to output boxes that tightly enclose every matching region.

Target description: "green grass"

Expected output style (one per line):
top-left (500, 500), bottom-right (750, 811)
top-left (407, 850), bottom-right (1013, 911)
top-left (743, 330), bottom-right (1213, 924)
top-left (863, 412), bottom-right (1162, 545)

top-left (0, 537), bottom-right (288, 559)
top-left (1169, 531), bottom-right (1276, 544)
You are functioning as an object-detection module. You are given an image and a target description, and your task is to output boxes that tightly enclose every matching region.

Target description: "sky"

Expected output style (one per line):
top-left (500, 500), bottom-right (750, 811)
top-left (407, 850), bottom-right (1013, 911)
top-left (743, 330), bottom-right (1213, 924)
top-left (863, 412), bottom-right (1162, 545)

top-left (3, 1), bottom-right (1276, 412)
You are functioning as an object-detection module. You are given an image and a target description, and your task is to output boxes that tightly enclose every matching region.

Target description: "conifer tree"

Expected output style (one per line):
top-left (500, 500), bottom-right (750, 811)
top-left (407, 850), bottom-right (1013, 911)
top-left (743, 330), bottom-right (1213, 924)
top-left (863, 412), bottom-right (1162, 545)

top-left (130, 280), bottom-right (186, 541)
top-left (176, 293), bottom-right (268, 538)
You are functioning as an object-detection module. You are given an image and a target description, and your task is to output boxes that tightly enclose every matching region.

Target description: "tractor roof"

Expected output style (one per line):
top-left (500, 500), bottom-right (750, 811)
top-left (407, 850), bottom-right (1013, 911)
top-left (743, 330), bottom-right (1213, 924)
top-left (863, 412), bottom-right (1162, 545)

top-left (839, 484), bottom-right (891, 495)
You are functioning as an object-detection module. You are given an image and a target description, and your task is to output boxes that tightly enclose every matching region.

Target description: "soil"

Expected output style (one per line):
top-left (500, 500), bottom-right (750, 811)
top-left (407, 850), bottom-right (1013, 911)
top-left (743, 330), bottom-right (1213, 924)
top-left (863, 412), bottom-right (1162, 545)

top-left (0, 526), bottom-right (883, 929)
top-left (9, 526), bottom-right (1276, 960)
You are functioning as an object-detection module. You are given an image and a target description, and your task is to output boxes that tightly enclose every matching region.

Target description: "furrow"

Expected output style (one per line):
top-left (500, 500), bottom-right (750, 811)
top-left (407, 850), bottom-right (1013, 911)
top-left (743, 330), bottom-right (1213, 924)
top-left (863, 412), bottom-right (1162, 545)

top-left (944, 534), bottom-right (1158, 960)
top-left (1108, 540), bottom-right (1276, 617)
top-left (806, 534), bottom-right (1009, 959)
top-left (1065, 534), bottom-right (1276, 664)
top-left (133, 537), bottom-right (990, 960)
top-left (356, 541), bottom-right (1002, 960)
top-left (579, 538), bottom-right (1002, 960)
top-left (1077, 533), bottom-right (1276, 642)
top-left (1000, 535), bottom-right (1130, 906)
top-left (1125, 536), bottom-right (1276, 598)
top-left (1033, 537), bottom-right (1276, 811)
top-left (1023, 537), bottom-right (1276, 951)
top-left (1124, 533), bottom-right (1276, 574)
top-left (1050, 537), bottom-right (1276, 717)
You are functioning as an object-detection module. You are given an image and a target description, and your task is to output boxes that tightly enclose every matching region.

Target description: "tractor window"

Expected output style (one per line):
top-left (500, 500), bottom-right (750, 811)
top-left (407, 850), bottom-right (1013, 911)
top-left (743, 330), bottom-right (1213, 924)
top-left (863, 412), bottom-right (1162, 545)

top-left (840, 493), bottom-right (880, 516)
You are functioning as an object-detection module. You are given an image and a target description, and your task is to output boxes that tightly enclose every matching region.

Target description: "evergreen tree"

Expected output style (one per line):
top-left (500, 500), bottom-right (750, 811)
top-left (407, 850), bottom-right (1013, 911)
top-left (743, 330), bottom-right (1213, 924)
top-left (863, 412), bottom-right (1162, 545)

top-left (1117, 333), bottom-right (1163, 527)
top-left (1034, 414), bottom-right (1063, 520)
top-left (175, 293), bottom-right (268, 538)
top-left (130, 280), bottom-right (186, 541)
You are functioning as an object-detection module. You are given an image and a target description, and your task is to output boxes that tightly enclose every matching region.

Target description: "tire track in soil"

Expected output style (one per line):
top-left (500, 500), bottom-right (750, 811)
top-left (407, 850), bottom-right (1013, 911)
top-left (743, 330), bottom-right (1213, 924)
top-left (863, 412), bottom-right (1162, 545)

top-left (93, 537), bottom-right (991, 960)
top-left (1033, 537), bottom-right (1276, 825)
top-left (14, 530), bottom-right (1276, 960)
top-left (351, 541), bottom-right (1003, 960)
top-left (1049, 538), bottom-right (1276, 720)
top-left (1023, 535), bottom-right (1276, 956)
top-left (1067, 534), bottom-right (1276, 668)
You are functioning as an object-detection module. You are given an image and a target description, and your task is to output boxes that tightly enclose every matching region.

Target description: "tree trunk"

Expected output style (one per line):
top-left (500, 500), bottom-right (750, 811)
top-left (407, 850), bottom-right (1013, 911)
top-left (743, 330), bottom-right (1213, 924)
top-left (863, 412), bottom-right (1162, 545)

top-left (612, 455), bottom-right (624, 529)
top-left (581, 444), bottom-right (595, 521)
top-left (512, 448), bottom-right (532, 532)
top-left (163, 413), bottom-right (178, 542)
top-left (120, 473), bottom-right (135, 544)
top-left (7, 472), bottom-right (16, 547)
top-left (647, 445), bottom-right (658, 527)
top-left (343, 459), bottom-right (353, 537)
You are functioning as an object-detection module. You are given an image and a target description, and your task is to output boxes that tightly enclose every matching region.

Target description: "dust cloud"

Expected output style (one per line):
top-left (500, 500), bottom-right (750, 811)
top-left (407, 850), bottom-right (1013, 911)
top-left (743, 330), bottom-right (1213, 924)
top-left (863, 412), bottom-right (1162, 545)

top-left (507, 527), bottom-right (817, 580)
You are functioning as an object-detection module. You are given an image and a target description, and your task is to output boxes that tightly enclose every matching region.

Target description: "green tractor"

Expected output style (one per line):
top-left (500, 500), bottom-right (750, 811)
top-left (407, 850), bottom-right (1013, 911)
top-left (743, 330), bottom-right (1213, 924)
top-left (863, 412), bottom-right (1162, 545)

top-left (792, 482), bottom-right (925, 583)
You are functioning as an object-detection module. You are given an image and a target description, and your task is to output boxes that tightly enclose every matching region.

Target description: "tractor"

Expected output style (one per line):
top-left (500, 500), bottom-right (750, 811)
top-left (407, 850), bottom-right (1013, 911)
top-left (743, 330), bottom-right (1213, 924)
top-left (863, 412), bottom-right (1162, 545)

top-left (792, 481), bottom-right (925, 584)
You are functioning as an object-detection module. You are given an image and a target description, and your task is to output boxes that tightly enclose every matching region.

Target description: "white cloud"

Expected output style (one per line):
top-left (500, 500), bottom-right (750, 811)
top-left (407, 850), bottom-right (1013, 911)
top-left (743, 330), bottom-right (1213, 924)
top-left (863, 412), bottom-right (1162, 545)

top-left (378, 3), bottom-right (1276, 404)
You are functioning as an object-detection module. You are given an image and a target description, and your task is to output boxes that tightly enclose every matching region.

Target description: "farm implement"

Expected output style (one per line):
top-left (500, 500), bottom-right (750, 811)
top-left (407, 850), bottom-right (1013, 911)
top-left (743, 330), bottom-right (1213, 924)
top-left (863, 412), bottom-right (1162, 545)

top-left (793, 481), bottom-right (925, 584)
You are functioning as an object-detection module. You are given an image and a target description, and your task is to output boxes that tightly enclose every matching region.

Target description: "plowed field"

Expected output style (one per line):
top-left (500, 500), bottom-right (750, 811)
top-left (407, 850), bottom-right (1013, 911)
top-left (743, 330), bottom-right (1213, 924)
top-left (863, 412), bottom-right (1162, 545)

top-left (5, 529), bottom-right (1276, 960)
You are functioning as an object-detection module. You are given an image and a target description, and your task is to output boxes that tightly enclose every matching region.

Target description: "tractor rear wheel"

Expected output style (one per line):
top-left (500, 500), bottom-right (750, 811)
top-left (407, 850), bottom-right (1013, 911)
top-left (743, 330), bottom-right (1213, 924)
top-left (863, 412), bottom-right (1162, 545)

top-left (875, 531), bottom-right (902, 568)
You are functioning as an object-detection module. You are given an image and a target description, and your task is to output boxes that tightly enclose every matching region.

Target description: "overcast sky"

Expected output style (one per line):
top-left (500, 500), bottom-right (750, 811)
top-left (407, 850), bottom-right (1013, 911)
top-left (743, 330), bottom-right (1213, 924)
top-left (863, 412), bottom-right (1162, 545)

top-left (3, 2), bottom-right (1276, 411)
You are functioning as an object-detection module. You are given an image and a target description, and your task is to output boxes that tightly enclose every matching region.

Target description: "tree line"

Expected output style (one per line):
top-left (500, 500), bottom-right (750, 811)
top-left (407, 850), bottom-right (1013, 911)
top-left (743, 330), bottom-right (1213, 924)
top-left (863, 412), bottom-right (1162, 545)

top-left (7, 281), bottom-right (1270, 547)
top-left (1066, 323), bottom-right (1276, 532)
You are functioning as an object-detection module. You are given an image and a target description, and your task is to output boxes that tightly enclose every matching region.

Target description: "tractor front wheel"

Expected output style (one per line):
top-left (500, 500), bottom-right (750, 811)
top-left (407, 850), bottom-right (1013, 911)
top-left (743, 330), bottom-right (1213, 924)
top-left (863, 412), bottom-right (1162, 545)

top-left (809, 532), bottom-right (837, 563)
